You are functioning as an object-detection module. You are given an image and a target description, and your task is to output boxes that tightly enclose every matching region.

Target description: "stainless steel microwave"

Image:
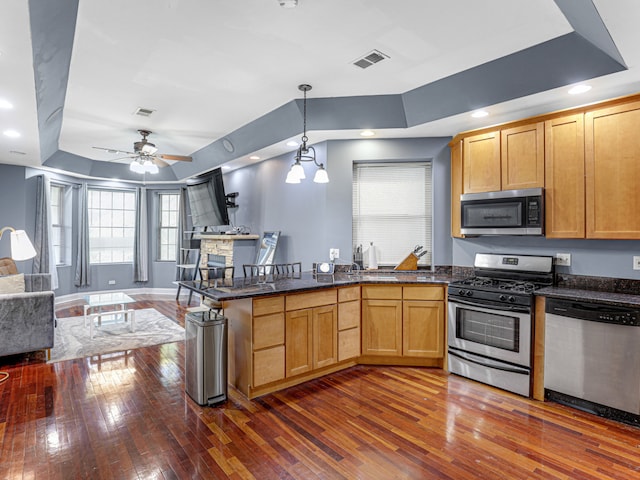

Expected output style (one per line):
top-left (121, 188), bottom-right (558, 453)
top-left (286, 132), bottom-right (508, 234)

top-left (460, 188), bottom-right (544, 235)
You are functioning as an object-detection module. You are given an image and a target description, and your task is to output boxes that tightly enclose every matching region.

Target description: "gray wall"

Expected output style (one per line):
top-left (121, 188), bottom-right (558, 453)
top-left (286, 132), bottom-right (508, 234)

top-left (0, 165), bottom-right (34, 261)
top-left (226, 137), bottom-right (453, 269)
top-left (453, 236), bottom-right (640, 280)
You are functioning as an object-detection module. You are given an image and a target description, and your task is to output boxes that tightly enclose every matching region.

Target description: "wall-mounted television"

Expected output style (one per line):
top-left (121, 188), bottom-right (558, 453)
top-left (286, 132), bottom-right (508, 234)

top-left (186, 168), bottom-right (230, 227)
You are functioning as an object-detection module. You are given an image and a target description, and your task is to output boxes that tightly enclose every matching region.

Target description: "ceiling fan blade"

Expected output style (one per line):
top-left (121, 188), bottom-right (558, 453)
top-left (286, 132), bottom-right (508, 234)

top-left (152, 157), bottom-right (170, 168)
top-left (93, 146), bottom-right (136, 155)
top-left (157, 153), bottom-right (192, 162)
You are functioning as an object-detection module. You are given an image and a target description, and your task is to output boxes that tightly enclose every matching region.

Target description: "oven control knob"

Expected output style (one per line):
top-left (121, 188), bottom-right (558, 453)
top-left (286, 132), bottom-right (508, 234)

top-left (499, 294), bottom-right (507, 301)
top-left (508, 295), bottom-right (516, 303)
top-left (466, 290), bottom-right (473, 297)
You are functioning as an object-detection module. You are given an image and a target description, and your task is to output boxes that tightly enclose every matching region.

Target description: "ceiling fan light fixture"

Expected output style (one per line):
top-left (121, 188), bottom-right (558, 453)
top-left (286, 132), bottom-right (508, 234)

top-left (141, 143), bottom-right (158, 155)
top-left (142, 158), bottom-right (159, 174)
top-left (130, 160), bottom-right (144, 173)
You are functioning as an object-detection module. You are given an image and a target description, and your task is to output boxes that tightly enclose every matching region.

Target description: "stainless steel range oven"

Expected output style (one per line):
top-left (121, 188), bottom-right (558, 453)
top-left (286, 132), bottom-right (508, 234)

top-left (447, 253), bottom-right (554, 397)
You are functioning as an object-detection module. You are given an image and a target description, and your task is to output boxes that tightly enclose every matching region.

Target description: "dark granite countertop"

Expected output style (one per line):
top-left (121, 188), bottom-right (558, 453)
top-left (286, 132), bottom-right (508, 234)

top-left (536, 286), bottom-right (640, 308)
top-left (179, 270), bottom-right (460, 301)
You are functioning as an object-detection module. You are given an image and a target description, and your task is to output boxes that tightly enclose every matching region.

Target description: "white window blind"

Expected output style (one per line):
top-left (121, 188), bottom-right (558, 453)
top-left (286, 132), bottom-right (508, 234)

top-left (352, 162), bottom-right (432, 267)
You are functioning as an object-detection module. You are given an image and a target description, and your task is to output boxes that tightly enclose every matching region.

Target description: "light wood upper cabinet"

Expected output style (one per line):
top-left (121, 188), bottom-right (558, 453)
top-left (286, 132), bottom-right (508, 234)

top-left (586, 101), bottom-right (640, 239)
top-left (450, 139), bottom-right (463, 238)
top-left (501, 122), bottom-right (544, 190)
top-left (545, 114), bottom-right (585, 238)
top-left (463, 131), bottom-right (501, 193)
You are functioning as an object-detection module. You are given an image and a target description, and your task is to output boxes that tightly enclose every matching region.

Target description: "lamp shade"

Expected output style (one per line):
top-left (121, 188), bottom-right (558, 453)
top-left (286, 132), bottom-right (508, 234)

top-left (313, 166), bottom-right (329, 184)
top-left (291, 162), bottom-right (305, 180)
top-left (130, 161), bottom-right (144, 173)
top-left (10, 230), bottom-right (37, 261)
top-left (142, 159), bottom-right (159, 174)
top-left (285, 169), bottom-right (301, 184)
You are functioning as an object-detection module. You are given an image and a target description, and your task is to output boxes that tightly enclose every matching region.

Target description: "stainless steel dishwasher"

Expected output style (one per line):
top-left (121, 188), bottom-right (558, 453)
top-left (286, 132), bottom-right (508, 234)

top-left (544, 297), bottom-right (640, 426)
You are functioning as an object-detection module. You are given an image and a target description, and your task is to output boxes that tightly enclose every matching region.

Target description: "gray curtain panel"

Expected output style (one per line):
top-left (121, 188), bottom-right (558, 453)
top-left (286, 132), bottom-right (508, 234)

top-left (176, 187), bottom-right (188, 280)
top-left (74, 184), bottom-right (90, 287)
top-left (32, 175), bottom-right (59, 290)
top-left (133, 187), bottom-right (149, 282)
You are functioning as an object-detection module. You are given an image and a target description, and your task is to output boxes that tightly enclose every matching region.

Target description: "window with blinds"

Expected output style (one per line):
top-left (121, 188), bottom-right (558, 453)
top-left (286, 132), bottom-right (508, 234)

top-left (352, 162), bottom-right (432, 267)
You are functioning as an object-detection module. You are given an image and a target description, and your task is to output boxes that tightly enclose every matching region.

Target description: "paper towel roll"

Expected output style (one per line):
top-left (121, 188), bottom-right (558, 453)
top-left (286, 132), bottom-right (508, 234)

top-left (368, 242), bottom-right (378, 269)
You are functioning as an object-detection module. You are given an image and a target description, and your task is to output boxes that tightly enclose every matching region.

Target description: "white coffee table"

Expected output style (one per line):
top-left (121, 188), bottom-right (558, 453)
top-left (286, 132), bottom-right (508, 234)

top-left (84, 292), bottom-right (136, 339)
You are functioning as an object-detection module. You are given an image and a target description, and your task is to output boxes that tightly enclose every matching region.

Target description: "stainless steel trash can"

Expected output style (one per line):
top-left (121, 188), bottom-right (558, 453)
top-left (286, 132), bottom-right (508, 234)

top-left (185, 310), bottom-right (228, 405)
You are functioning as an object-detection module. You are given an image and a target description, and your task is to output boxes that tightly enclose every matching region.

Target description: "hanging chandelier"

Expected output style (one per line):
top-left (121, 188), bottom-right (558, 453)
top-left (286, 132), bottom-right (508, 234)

top-left (286, 84), bottom-right (329, 184)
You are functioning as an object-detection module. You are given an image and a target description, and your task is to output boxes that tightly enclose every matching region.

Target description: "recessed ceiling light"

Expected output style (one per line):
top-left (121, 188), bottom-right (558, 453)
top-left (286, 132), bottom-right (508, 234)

top-left (0, 99), bottom-right (13, 109)
top-left (471, 110), bottom-right (489, 118)
top-left (360, 130), bottom-right (376, 137)
top-left (568, 84), bottom-right (592, 95)
top-left (3, 129), bottom-right (21, 138)
top-left (249, 155), bottom-right (260, 160)
top-left (286, 141), bottom-right (298, 147)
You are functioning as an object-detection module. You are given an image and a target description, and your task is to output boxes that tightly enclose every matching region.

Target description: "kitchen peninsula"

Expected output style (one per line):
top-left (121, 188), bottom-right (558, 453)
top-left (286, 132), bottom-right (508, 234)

top-left (180, 270), bottom-right (456, 399)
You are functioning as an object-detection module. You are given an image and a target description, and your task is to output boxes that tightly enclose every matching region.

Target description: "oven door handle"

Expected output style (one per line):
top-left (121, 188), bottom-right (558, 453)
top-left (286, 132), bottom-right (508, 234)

top-left (448, 297), bottom-right (530, 314)
top-left (448, 349), bottom-right (529, 375)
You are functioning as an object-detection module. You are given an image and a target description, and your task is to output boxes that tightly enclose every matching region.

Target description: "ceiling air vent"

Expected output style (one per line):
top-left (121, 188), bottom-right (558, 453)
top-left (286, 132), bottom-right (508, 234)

top-left (352, 49), bottom-right (389, 69)
top-left (135, 107), bottom-right (155, 117)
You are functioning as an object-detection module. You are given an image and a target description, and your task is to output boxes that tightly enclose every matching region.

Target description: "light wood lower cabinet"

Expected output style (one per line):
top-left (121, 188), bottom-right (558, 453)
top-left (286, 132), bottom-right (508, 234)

top-left (312, 305), bottom-right (338, 369)
top-left (285, 303), bottom-right (338, 377)
top-left (362, 298), bottom-right (403, 356)
top-left (362, 285), bottom-right (445, 360)
top-left (227, 283), bottom-right (444, 399)
top-left (402, 300), bottom-right (444, 358)
top-left (252, 297), bottom-right (285, 388)
top-left (285, 308), bottom-right (313, 377)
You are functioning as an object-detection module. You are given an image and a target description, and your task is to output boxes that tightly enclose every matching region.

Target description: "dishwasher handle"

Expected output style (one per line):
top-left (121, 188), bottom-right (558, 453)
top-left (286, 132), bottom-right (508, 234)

top-left (546, 298), bottom-right (640, 326)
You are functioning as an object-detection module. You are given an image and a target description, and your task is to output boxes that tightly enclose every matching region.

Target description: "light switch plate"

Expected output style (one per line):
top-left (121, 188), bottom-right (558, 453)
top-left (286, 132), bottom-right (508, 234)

top-left (329, 248), bottom-right (339, 261)
top-left (555, 253), bottom-right (571, 267)
top-left (633, 256), bottom-right (640, 270)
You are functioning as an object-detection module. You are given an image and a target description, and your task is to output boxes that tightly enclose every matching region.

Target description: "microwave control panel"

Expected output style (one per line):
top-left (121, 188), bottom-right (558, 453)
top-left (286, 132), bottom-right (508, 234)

top-left (526, 197), bottom-right (542, 227)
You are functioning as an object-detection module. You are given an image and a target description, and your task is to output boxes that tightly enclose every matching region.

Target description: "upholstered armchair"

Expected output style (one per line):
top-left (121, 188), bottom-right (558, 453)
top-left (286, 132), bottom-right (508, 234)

top-left (0, 269), bottom-right (55, 358)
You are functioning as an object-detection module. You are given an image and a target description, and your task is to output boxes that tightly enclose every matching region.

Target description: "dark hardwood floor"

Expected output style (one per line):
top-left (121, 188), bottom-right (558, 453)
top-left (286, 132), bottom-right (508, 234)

top-left (1, 293), bottom-right (639, 479)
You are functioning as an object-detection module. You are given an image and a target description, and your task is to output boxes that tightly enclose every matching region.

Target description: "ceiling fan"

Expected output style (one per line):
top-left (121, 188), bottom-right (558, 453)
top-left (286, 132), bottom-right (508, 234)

top-left (92, 129), bottom-right (192, 174)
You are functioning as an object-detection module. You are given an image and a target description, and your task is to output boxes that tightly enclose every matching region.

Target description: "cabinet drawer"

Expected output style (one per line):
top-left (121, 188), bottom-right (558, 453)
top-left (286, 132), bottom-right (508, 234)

top-left (253, 346), bottom-right (285, 387)
top-left (362, 285), bottom-right (402, 300)
top-left (338, 300), bottom-right (360, 330)
top-left (253, 312), bottom-right (285, 350)
top-left (403, 286), bottom-right (444, 301)
top-left (286, 289), bottom-right (337, 311)
top-left (338, 286), bottom-right (360, 302)
top-left (253, 296), bottom-right (284, 316)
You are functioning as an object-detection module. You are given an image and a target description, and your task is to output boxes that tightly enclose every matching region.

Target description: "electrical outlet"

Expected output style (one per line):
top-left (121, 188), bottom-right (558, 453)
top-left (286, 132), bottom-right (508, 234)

top-left (108, 280), bottom-right (116, 285)
top-left (555, 253), bottom-right (571, 267)
top-left (633, 256), bottom-right (640, 270)
top-left (329, 248), bottom-right (340, 261)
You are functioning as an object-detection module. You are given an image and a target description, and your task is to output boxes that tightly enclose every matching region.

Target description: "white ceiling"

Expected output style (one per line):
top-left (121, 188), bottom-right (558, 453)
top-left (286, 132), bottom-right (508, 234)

top-left (2, 0), bottom-right (640, 176)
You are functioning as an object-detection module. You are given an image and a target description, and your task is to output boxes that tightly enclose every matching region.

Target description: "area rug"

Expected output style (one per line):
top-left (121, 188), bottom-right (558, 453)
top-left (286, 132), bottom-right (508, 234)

top-left (49, 308), bottom-right (184, 363)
